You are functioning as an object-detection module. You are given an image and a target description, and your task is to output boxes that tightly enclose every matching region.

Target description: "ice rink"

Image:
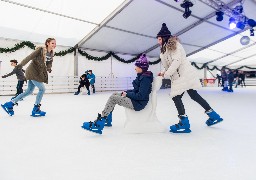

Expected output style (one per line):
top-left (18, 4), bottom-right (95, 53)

top-left (0, 87), bottom-right (255, 180)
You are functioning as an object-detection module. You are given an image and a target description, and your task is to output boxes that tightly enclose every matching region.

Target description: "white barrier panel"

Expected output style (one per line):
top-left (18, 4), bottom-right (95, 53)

top-left (0, 76), bottom-right (134, 95)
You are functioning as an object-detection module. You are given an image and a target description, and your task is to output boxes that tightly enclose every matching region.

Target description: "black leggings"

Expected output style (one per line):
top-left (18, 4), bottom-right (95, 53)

top-left (77, 82), bottom-right (90, 93)
top-left (16, 80), bottom-right (25, 95)
top-left (172, 89), bottom-right (211, 116)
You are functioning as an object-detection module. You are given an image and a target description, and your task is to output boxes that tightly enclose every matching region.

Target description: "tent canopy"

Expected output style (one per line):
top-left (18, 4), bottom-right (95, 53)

top-left (0, 0), bottom-right (255, 68)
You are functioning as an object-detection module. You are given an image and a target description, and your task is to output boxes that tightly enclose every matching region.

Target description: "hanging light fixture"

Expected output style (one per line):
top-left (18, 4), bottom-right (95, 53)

top-left (216, 11), bottom-right (224, 21)
top-left (180, 0), bottom-right (193, 19)
top-left (250, 28), bottom-right (255, 36)
top-left (229, 17), bottom-right (236, 29)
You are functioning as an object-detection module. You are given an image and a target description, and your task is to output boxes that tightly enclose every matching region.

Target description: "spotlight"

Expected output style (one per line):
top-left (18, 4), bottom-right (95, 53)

top-left (234, 5), bottom-right (243, 14)
top-left (250, 28), bottom-right (254, 36)
top-left (216, 11), bottom-right (224, 21)
top-left (180, 0), bottom-right (193, 19)
top-left (229, 17), bottom-right (236, 29)
top-left (248, 19), bottom-right (256, 27)
top-left (236, 21), bottom-right (245, 30)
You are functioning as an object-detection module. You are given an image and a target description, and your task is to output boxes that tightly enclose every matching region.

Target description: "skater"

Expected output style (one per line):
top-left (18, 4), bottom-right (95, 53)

top-left (216, 74), bottom-right (222, 87)
top-left (157, 23), bottom-right (223, 133)
top-left (1, 38), bottom-right (56, 117)
top-left (1, 60), bottom-right (26, 98)
top-left (239, 71), bottom-right (246, 87)
top-left (221, 68), bottom-right (228, 91)
top-left (81, 54), bottom-right (153, 134)
top-left (74, 73), bottom-right (90, 95)
top-left (227, 69), bottom-right (234, 92)
top-left (87, 70), bottom-right (96, 93)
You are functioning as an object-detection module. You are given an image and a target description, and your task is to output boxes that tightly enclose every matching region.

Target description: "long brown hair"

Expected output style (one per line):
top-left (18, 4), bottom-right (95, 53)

top-left (45, 38), bottom-right (55, 48)
top-left (45, 38), bottom-right (55, 55)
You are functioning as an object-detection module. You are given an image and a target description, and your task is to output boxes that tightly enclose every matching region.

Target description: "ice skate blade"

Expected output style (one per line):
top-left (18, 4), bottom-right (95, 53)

top-left (104, 123), bottom-right (112, 127)
top-left (206, 118), bottom-right (223, 126)
top-left (81, 126), bottom-right (102, 134)
top-left (170, 129), bottom-right (191, 133)
top-left (31, 113), bottom-right (46, 117)
top-left (1, 104), bottom-right (14, 116)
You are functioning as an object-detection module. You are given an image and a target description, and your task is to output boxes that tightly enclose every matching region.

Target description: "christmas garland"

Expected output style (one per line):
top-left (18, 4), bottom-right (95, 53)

top-left (0, 41), bottom-right (36, 53)
top-left (78, 49), bottom-right (161, 64)
top-left (191, 62), bottom-right (256, 70)
top-left (78, 49), bottom-right (112, 61)
top-left (1, 41), bottom-right (256, 70)
top-left (54, 47), bottom-right (75, 57)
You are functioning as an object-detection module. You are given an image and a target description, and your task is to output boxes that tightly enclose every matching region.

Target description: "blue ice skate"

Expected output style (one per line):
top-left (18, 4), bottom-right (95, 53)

top-left (81, 113), bottom-right (106, 134)
top-left (170, 115), bottom-right (191, 133)
top-left (87, 90), bottom-right (90, 95)
top-left (1, 101), bottom-right (15, 116)
top-left (104, 112), bottom-right (112, 127)
top-left (222, 87), bottom-right (228, 91)
top-left (31, 104), bottom-right (46, 117)
top-left (206, 110), bottom-right (223, 126)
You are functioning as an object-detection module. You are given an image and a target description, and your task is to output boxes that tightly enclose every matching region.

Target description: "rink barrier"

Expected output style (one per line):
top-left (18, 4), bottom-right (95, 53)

top-left (1, 76), bottom-right (256, 95)
top-left (0, 76), bottom-right (133, 95)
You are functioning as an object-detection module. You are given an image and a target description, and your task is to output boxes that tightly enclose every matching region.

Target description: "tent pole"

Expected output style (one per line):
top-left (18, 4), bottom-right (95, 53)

top-left (77, 0), bottom-right (133, 47)
top-left (74, 44), bottom-right (78, 76)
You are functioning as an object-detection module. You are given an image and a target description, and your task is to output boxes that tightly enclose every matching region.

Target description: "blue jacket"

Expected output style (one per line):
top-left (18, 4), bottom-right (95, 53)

top-left (87, 73), bottom-right (95, 85)
top-left (126, 71), bottom-right (153, 111)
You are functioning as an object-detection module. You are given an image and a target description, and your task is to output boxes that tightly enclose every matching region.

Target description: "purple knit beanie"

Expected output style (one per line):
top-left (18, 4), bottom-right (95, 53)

top-left (135, 54), bottom-right (149, 71)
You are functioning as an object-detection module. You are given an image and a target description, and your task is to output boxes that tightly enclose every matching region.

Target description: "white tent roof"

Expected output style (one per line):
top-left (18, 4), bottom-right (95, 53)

top-left (0, 0), bottom-right (126, 46)
top-left (0, 0), bottom-right (256, 68)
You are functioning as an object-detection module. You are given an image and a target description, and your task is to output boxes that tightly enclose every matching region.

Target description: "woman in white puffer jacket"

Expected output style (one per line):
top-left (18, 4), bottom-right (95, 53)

top-left (157, 23), bottom-right (223, 133)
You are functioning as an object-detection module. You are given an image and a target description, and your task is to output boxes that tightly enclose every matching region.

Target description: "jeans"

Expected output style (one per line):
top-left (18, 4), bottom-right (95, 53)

top-left (12, 80), bottom-right (45, 105)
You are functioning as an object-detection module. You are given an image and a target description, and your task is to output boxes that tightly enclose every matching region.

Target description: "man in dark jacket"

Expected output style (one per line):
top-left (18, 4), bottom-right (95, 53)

top-left (221, 69), bottom-right (228, 91)
top-left (2, 60), bottom-right (26, 97)
top-left (74, 73), bottom-right (90, 95)
top-left (227, 70), bottom-right (234, 92)
top-left (81, 54), bottom-right (153, 134)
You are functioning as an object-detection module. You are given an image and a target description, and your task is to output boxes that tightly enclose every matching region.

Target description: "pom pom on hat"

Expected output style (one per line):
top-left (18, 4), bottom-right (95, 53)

top-left (157, 23), bottom-right (172, 38)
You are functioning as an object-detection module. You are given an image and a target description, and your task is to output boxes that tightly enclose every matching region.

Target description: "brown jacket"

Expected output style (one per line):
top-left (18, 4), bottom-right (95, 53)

top-left (17, 47), bottom-right (53, 84)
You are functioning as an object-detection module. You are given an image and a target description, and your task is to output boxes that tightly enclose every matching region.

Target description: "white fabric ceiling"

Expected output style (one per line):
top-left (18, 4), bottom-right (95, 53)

top-left (0, 0), bottom-right (255, 69)
top-left (0, 0), bottom-right (125, 46)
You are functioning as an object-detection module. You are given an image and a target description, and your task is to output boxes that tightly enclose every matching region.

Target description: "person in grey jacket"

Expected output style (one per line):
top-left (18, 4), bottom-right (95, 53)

top-left (1, 38), bottom-right (56, 117)
top-left (2, 60), bottom-right (26, 98)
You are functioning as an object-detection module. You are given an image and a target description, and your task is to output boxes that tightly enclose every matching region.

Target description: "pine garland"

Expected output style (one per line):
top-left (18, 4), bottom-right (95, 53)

top-left (0, 41), bottom-right (35, 53)
top-left (1, 41), bottom-right (256, 70)
top-left (78, 49), bottom-right (112, 61)
top-left (111, 52), bottom-right (141, 64)
top-left (54, 47), bottom-right (75, 57)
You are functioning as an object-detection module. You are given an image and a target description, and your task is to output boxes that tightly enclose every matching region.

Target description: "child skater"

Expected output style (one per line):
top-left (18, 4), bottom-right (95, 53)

top-left (1, 60), bottom-right (26, 99)
top-left (1, 38), bottom-right (56, 117)
top-left (74, 73), bottom-right (90, 95)
top-left (81, 54), bottom-right (153, 134)
top-left (157, 23), bottom-right (223, 133)
top-left (87, 70), bottom-right (96, 93)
